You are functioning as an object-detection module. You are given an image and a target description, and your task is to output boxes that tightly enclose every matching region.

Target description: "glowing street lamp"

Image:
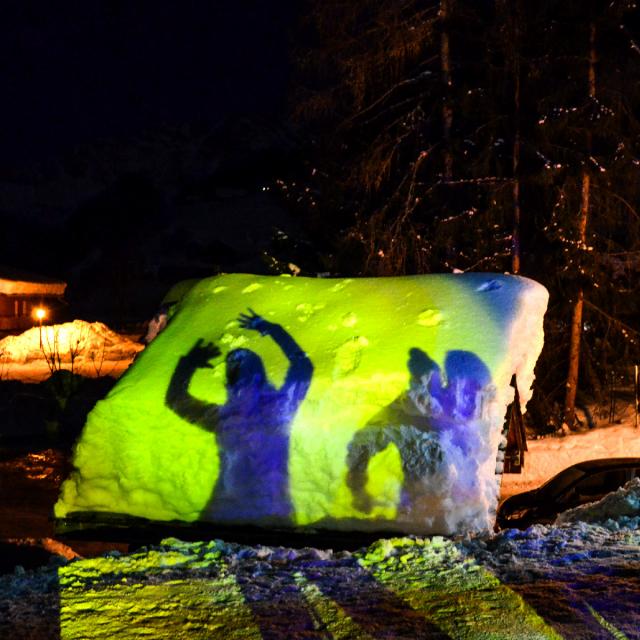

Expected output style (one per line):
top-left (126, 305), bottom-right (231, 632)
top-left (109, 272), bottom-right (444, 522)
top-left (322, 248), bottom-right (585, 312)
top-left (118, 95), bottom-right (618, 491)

top-left (34, 306), bottom-right (47, 349)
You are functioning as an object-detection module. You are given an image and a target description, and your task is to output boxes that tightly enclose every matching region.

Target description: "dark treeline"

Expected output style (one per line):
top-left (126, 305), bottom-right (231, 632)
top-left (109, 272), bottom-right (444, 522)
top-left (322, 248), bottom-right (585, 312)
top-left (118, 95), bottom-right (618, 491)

top-left (281, 0), bottom-right (640, 432)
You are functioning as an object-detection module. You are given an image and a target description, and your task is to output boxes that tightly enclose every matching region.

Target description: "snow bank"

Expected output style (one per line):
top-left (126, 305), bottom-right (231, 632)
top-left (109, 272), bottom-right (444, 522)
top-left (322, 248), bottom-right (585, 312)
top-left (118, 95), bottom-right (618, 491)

top-left (501, 422), bottom-right (640, 498)
top-left (556, 477), bottom-right (640, 530)
top-left (56, 273), bottom-right (548, 535)
top-left (0, 320), bottom-right (143, 365)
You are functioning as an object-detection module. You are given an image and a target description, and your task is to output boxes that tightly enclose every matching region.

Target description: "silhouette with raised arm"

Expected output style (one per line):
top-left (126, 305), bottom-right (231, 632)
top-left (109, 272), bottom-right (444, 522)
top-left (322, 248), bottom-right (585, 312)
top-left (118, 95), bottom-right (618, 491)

top-left (346, 348), bottom-right (491, 517)
top-left (166, 309), bottom-right (313, 523)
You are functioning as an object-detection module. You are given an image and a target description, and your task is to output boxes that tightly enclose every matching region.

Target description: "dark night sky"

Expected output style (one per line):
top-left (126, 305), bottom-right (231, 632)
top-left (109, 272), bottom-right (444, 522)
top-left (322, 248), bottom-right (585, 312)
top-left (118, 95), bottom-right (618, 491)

top-left (1, 0), bottom-right (296, 169)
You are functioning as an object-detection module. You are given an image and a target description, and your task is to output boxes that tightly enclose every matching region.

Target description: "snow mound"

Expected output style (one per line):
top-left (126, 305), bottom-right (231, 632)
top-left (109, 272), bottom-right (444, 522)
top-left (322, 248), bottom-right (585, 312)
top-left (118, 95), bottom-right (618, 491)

top-left (56, 273), bottom-right (548, 536)
top-left (556, 477), bottom-right (640, 530)
top-left (0, 320), bottom-right (143, 365)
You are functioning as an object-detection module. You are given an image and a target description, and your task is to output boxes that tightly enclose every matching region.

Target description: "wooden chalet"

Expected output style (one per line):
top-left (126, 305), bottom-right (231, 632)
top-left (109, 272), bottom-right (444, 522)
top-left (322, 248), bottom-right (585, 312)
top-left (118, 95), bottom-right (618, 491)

top-left (0, 267), bottom-right (67, 332)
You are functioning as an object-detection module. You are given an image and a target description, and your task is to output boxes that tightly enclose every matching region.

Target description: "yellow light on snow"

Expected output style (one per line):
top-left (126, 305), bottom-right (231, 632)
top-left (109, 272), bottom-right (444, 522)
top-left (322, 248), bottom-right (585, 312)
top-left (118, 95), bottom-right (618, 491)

top-left (34, 306), bottom-right (47, 321)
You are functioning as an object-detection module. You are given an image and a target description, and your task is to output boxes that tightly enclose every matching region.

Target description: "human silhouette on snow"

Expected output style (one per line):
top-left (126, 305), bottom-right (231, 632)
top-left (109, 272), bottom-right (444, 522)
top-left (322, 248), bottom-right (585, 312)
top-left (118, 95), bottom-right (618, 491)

top-left (166, 309), bottom-right (313, 523)
top-left (346, 348), bottom-right (491, 515)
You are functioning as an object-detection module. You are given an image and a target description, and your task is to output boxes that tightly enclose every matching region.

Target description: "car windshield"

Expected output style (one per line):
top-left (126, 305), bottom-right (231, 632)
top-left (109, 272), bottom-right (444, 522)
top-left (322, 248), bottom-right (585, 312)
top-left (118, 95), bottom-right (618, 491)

top-left (541, 467), bottom-right (585, 499)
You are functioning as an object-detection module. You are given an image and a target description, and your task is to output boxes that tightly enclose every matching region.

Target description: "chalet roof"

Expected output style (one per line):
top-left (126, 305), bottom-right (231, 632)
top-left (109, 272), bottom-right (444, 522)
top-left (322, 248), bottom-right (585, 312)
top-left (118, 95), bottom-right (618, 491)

top-left (0, 266), bottom-right (66, 296)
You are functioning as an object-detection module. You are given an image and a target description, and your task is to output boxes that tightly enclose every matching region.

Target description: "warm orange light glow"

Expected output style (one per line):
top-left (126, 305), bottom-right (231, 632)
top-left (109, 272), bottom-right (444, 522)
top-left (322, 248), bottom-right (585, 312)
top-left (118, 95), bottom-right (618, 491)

top-left (34, 307), bottom-right (47, 321)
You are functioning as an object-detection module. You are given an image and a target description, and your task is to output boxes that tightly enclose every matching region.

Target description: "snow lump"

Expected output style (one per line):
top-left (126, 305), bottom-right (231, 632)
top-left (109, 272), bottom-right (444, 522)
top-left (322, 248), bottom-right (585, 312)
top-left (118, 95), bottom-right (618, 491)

top-left (56, 273), bottom-right (548, 535)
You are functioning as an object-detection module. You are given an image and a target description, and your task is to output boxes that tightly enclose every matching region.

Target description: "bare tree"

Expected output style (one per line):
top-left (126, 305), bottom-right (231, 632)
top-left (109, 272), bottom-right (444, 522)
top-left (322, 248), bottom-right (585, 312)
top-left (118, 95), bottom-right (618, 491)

top-left (440, 0), bottom-right (454, 181)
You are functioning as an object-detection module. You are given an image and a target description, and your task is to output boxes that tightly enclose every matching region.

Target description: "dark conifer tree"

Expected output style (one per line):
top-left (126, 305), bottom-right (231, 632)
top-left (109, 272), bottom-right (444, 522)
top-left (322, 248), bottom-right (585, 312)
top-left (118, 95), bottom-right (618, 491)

top-left (524, 0), bottom-right (640, 427)
top-left (291, 0), bottom-right (512, 275)
top-left (289, 0), bottom-right (640, 430)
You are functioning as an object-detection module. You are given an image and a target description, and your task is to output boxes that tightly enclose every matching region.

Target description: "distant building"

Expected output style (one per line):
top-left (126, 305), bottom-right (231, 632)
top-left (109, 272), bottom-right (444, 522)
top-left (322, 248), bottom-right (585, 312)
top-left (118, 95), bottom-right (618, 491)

top-left (0, 267), bottom-right (67, 332)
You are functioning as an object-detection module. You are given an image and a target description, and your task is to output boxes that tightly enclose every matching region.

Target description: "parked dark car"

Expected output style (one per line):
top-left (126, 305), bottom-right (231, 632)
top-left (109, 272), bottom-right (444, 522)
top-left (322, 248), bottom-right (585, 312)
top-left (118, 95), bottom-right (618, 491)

top-left (496, 457), bottom-right (640, 530)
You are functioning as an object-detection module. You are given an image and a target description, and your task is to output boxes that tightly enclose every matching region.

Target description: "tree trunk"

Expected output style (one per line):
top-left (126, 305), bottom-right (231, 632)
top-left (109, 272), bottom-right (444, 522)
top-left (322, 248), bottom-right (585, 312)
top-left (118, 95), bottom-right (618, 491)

top-left (440, 0), bottom-right (453, 180)
top-left (510, 1), bottom-right (522, 275)
top-left (512, 138), bottom-right (521, 275)
top-left (496, 0), bottom-right (522, 274)
top-left (564, 274), bottom-right (585, 428)
top-left (564, 23), bottom-right (596, 428)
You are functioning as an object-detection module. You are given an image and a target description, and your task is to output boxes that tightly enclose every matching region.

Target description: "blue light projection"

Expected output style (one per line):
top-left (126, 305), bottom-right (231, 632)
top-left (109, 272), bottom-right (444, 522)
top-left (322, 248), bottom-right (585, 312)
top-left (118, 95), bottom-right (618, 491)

top-left (347, 349), bottom-right (492, 521)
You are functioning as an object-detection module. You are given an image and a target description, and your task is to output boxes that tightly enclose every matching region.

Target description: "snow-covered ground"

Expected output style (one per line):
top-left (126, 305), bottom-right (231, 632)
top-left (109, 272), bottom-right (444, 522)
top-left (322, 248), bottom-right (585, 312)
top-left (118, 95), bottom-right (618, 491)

top-left (500, 417), bottom-right (640, 498)
top-left (2, 493), bottom-right (640, 638)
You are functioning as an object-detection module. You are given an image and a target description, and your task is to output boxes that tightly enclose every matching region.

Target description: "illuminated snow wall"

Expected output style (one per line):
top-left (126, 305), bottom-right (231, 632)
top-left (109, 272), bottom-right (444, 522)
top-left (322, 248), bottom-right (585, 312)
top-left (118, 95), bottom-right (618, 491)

top-left (56, 273), bottom-right (548, 535)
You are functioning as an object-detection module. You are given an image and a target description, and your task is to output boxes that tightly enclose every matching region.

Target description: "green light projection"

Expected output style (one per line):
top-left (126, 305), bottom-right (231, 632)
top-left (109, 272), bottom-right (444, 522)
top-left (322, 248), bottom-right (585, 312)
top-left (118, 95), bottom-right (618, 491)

top-left (55, 273), bottom-right (547, 533)
top-left (58, 537), bottom-right (562, 639)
